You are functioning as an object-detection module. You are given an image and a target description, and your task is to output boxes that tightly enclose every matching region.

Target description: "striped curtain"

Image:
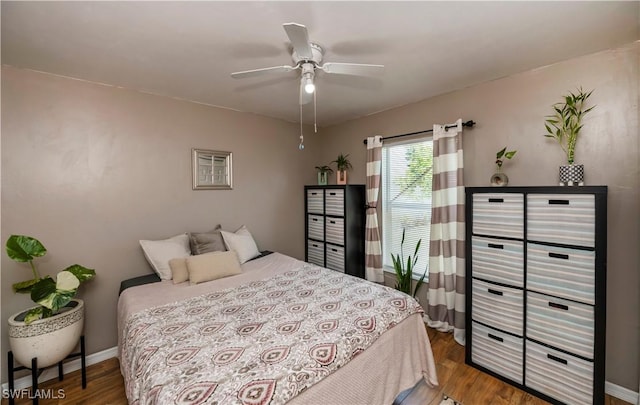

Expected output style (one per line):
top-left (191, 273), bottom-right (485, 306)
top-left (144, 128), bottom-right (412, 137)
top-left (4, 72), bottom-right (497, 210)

top-left (365, 136), bottom-right (384, 282)
top-left (425, 119), bottom-right (466, 345)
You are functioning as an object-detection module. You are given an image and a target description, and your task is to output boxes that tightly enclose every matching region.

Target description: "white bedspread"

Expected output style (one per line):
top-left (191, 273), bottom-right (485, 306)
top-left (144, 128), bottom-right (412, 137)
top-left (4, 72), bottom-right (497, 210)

top-left (118, 253), bottom-right (438, 404)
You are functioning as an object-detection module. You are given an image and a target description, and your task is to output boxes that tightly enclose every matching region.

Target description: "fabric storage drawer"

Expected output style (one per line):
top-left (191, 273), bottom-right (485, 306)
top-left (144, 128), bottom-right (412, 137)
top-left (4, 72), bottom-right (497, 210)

top-left (325, 189), bottom-right (345, 216)
top-left (471, 322), bottom-right (523, 384)
top-left (307, 189), bottom-right (324, 214)
top-left (307, 215), bottom-right (324, 240)
top-left (472, 279), bottom-right (523, 336)
top-left (527, 291), bottom-right (594, 359)
top-left (527, 194), bottom-right (595, 248)
top-left (472, 236), bottom-right (524, 287)
top-left (325, 217), bottom-right (345, 245)
top-left (325, 244), bottom-right (345, 273)
top-left (472, 193), bottom-right (524, 239)
top-left (307, 240), bottom-right (324, 267)
top-left (525, 340), bottom-right (594, 405)
top-left (527, 242), bottom-right (595, 304)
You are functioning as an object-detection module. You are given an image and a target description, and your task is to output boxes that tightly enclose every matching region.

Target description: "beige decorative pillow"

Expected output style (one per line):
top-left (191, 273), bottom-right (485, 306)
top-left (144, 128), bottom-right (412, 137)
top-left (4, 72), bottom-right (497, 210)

top-left (186, 251), bottom-right (242, 285)
top-left (169, 258), bottom-right (189, 284)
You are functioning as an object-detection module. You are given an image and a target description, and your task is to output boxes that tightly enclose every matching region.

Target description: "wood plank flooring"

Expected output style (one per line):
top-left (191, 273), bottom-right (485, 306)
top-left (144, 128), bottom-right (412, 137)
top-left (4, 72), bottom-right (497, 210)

top-left (1, 327), bottom-right (632, 404)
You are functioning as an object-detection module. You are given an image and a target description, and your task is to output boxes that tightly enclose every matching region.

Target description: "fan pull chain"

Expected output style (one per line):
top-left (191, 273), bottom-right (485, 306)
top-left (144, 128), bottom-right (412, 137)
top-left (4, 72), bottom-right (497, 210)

top-left (299, 103), bottom-right (304, 150)
top-left (314, 91), bottom-right (317, 133)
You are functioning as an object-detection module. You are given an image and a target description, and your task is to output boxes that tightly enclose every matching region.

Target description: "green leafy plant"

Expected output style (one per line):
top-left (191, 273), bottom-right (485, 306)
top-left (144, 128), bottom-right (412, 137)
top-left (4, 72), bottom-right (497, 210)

top-left (315, 165), bottom-right (334, 174)
top-left (495, 147), bottom-right (517, 170)
top-left (331, 153), bottom-right (353, 172)
top-left (7, 235), bottom-right (96, 324)
top-left (390, 229), bottom-right (426, 298)
top-left (544, 87), bottom-right (595, 165)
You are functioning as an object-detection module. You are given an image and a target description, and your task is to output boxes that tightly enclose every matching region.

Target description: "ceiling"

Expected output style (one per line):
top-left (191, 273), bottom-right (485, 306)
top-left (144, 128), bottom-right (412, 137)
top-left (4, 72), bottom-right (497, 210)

top-left (2, 1), bottom-right (638, 127)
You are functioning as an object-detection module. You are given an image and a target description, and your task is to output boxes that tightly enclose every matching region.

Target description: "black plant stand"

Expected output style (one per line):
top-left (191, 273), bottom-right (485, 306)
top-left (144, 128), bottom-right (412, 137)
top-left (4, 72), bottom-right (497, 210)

top-left (7, 335), bottom-right (86, 405)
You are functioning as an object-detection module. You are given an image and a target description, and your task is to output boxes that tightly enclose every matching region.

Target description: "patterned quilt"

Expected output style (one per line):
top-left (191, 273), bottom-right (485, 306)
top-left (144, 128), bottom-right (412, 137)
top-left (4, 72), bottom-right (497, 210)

top-left (121, 263), bottom-right (423, 405)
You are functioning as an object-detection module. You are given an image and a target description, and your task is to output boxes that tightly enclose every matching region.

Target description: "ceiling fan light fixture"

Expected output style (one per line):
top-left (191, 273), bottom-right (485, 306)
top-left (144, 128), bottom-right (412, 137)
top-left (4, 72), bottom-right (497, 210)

top-left (304, 78), bottom-right (315, 94)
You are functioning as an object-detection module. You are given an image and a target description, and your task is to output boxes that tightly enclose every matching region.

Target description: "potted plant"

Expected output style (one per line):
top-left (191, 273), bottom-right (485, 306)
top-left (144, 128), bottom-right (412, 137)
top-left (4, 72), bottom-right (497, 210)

top-left (315, 165), bottom-right (333, 185)
top-left (331, 153), bottom-right (353, 185)
top-left (6, 235), bottom-right (95, 368)
top-left (544, 87), bottom-right (595, 186)
top-left (391, 229), bottom-right (426, 299)
top-left (490, 147), bottom-right (517, 187)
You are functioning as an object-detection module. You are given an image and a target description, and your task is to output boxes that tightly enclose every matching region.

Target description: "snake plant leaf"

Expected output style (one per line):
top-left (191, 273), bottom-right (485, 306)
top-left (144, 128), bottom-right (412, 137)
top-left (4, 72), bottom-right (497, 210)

top-left (12, 278), bottom-right (40, 294)
top-left (6, 235), bottom-right (47, 262)
top-left (23, 307), bottom-right (44, 325)
top-left (64, 264), bottom-right (96, 282)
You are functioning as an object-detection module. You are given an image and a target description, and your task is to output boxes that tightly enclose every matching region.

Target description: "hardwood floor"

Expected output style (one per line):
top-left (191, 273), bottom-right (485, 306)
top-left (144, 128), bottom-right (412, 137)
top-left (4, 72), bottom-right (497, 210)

top-left (1, 327), bottom-right (633, 404)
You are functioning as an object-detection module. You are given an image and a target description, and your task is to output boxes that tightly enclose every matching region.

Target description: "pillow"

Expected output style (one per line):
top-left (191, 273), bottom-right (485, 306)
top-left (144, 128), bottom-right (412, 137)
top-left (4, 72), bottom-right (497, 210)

top-left (186, 251), bottom-right (242, 285)
top-left (139, 234), bottom-right (191, 280)
top-left (169, 257), bottom-right (189, 284)
top-left (220, 225), bottom-right (260, 264)
top-left (189, 225), bottom-right (227, 255)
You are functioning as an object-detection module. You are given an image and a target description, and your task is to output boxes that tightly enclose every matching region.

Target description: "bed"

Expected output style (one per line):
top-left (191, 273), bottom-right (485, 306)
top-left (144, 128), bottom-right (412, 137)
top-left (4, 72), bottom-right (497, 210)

top-left (117, 252), bottom-right (438, 404)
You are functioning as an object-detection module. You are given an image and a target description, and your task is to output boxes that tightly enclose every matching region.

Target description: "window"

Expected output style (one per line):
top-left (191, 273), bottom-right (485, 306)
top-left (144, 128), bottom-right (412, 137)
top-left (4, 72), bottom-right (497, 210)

top-left (381, 138), bottom-right (433, 278)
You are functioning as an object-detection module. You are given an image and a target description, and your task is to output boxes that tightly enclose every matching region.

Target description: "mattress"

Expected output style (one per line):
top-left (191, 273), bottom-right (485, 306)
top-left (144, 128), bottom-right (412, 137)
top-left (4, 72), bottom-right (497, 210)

top-left (117, 252), bottom-right (438, 404)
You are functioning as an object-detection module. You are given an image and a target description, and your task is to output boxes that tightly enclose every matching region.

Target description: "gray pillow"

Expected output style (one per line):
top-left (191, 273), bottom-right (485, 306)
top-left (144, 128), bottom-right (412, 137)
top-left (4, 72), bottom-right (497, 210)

top-left (189, 225), bottom-right (227, 255)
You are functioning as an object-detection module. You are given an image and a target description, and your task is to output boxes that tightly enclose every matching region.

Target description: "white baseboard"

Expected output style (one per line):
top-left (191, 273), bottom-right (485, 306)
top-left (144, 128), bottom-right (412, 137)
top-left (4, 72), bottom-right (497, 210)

top-left (2, 345), bottom-right (638, 404)
top-left (1, 346), bottom-right (118, 393)
top-left (606, 381), bottom-right (639, 404)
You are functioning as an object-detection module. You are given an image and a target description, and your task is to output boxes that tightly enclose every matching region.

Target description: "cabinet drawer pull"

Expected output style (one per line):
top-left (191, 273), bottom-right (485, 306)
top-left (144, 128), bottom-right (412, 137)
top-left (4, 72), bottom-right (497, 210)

top-left (312, 244), bottom-right (319, 248)
top-left (548, 199), bottom-right (569, 205)
top-left (488, 198), bottom-right (504, 203)
top-left (488, 333), bottom-right (504, 343)
top-left (329, 192), bottom-right (336, 196)
top-left (547, 354), bottom-right (568, 365)
top-left (312, 218), bottom-right (318, 222)
top-left (548, 252), bottom-right (569, 260)
top-left (488, 243), bottom-right (504, 249)
top-left (329, 220), bottom-right (336, 224)
top-left (311, 192), bottom-right (318, 196)
top-left (331, 248), bottom-right (338, 252)
top-left (548, 302), bottom-right (569, 311)
top-left (488, 289), bottom-right (503, 296)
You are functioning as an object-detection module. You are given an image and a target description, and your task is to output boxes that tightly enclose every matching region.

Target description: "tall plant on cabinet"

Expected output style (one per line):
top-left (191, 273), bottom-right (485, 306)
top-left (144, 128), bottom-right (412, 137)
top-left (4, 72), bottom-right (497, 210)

top-left (544, 87), bottom-right (595, 186)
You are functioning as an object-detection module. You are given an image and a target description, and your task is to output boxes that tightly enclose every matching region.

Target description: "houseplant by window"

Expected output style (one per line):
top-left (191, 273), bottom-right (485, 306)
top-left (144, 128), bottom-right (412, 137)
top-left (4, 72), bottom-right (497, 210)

top-left (331, 153), bottom-right (353, 185)
top-left (6, 235), bottom-right (96, 368)
top-left (544, 87), bottom-right (595, 186)
top-left (315, 165), bottom-right (333, 185)
top-left (391, 229), bottom-right (426, 299)
top-left (490, 147), bottom-right (517, 187)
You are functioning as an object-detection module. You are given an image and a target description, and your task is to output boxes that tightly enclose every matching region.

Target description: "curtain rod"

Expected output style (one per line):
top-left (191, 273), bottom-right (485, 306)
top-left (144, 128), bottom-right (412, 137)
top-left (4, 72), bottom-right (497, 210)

top-left (362, 120), bottom-right (476, 144)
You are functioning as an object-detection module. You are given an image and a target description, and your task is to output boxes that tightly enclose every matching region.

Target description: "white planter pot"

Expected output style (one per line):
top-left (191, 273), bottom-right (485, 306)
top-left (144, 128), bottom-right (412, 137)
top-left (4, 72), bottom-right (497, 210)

top-left (8, 299), bottom-right (84, 369)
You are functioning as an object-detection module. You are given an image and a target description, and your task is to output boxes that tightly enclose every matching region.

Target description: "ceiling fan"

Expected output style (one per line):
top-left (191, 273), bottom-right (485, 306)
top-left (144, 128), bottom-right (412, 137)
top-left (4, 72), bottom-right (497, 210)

top-left (231, 23), bottom-right (384, 105)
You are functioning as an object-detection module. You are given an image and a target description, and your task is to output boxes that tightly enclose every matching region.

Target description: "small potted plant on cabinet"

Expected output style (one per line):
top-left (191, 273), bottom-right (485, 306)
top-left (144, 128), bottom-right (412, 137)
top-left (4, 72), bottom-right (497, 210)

top-left (315, 165), bottom-right (333, 185)
top-left (490, 147), bottom-right (517, 187)
top-left (544, 87), bottom-right (595, 186)
top-left (6, 235), bottom-right (96, 369)
top-left (331, 153), bottom-right (353, 185)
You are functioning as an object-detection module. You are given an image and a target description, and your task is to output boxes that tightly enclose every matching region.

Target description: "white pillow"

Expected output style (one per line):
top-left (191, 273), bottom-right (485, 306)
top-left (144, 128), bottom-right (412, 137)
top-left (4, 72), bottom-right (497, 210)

top-left (220, 225), bottom-right (260, 264)
top-left (139, 233), bottom-right (191, 280)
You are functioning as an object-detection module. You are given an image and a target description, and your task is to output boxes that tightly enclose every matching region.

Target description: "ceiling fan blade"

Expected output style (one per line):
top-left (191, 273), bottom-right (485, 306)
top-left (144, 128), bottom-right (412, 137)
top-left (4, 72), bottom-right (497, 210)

top-left (321, 63), bottom-right (384, 76)
top-left (299, 82), bottom-right (313, 105)
top-left (231, 65), bottom-right (295, 79)
top-left (283, 23), bottom-right (313, 60)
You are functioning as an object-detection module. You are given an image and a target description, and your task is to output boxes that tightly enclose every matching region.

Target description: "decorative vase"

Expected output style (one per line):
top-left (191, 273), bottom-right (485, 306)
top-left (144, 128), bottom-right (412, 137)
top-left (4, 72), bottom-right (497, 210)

top-left (490, 168), bottom-right (509, 187)
top-left (8, 299), bottom-right (84, 368)
top-left (318, 172), bottom-right (328, 185)
top-left (337, 170), bottom-right (347, 185)
top-left (559, 164), bottom-right (584, 186)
